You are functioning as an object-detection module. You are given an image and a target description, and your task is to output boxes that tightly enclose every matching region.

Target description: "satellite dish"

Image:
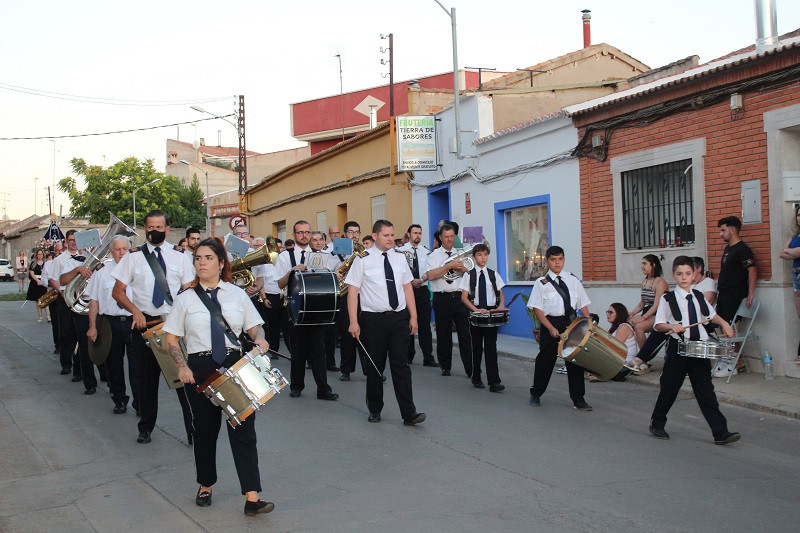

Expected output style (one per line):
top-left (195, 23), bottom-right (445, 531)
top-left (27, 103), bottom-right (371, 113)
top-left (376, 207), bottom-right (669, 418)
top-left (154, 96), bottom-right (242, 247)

top-left (192, 139), bottom-right (200, 150)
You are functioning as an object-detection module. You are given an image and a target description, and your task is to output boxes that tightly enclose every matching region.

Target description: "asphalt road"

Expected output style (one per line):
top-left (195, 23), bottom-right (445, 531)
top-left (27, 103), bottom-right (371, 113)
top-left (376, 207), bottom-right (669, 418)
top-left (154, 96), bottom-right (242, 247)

top-left (0, 289), bottom-right (798, 532)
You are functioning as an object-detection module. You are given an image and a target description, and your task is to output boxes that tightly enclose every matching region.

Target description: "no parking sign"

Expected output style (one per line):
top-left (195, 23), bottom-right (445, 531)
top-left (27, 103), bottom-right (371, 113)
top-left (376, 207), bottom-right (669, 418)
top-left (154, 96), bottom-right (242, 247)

top-left (229, 215), bottom-right (247, 230)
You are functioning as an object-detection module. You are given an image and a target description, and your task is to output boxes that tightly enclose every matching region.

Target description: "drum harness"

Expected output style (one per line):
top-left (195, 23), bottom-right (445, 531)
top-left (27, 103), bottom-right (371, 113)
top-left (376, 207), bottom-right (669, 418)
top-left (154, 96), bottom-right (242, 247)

top-left (663, 289), bottom-right (714, 343)
top-left (141, 246), bottom-right (174, 307)
top-left (467, 268), bottom-right (500, 310)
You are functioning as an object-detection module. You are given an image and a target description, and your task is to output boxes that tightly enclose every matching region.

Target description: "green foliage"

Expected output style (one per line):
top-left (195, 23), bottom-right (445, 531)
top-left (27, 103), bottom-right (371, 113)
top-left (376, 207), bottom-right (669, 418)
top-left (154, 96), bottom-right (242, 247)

top-left (519, 293), bottom-right (541, 329)
top-left (58, 157), bottom-right (206, 229)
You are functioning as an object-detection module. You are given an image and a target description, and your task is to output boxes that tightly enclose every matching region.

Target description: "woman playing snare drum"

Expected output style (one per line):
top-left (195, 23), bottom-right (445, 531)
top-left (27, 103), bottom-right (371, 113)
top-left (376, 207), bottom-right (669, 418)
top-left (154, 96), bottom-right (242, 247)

top-left (163, 238), bottom-right (274, 516)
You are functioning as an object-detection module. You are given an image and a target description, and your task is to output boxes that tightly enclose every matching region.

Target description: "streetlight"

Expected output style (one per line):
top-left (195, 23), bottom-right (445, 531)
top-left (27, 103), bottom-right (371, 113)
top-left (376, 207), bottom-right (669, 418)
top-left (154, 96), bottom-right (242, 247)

top-left (433, 0), bottom-right (464, 159)
top-left (190, 105), bottom-right (237, 130)
top-left (133, 176), bottom-right (166, 231)
top-left (180, 160), bottom-right (211, 234)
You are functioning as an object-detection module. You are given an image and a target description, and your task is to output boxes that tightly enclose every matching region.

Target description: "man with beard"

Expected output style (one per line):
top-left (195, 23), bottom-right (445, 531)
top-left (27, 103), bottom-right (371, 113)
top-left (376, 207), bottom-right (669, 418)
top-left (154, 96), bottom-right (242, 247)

top-left (398, 224), bottom-right (436, 367)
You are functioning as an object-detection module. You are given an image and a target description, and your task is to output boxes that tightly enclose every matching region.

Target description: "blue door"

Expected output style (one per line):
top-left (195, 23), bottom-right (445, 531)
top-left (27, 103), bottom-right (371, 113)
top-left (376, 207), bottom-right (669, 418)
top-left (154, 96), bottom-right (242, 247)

top-left (427, 183), bottom-right (451, 246)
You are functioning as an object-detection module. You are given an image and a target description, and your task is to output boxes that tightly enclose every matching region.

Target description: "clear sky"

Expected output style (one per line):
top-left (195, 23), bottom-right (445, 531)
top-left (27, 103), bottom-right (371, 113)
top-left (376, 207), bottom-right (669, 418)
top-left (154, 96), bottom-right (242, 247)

top-left (1, 0), bottom-right (799, 220)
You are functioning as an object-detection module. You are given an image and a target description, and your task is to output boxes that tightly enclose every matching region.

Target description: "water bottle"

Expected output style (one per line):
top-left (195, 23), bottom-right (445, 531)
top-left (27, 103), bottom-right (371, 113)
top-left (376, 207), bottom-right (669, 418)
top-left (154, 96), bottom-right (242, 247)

top-left (762, 350), bottom-right (775, 381)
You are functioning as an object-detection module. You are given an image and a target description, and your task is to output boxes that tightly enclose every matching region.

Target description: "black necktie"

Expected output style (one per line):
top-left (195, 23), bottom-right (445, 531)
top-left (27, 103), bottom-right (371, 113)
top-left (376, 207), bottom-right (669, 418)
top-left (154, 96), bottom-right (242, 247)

top-left (151, 246), bottom-right (167, 308)
top-left (412, 248), bottom-right (420, 279)
top-left (207, 288), bottom-right (227, 364)
top-left (686, 293), bottom-right (700, 341)
top-left (478, 270), bottom-right (488, 308)
top-left (300, 250), bottom-right (306, 264)
top-left (555, 275), bottom-right (571, 315)
top-left (445, 251), bottom-right (454, 284)
top-left (383, 252), bottom-right (399, 310)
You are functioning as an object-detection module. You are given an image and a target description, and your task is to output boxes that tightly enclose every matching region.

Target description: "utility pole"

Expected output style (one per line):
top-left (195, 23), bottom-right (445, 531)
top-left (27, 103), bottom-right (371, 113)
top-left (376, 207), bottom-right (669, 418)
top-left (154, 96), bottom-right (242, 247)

top-left (237, 95), bottom-right (247, 213)
top-left (47, 186), bottom-right (53, 215)
top-left (433, 1), bottom-right (464, 159)
top-left (335, 53), bottom-right (344, 142)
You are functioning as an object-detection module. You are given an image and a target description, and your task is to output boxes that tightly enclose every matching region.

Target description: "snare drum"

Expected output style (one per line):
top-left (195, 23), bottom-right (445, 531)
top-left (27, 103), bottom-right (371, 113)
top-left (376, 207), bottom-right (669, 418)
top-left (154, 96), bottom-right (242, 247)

top-left (287, 270), bottom-right (338, 325)
top-left (558, 317), bottom-right (627, 381)
top-left (198, 350), bottom-right (288, 428)
top-left (468, 309), bottom-right (509, 328)
top-left (143, 322), bottom-right (187, 389)
top-left (678, 339), bottom-right (733, 359)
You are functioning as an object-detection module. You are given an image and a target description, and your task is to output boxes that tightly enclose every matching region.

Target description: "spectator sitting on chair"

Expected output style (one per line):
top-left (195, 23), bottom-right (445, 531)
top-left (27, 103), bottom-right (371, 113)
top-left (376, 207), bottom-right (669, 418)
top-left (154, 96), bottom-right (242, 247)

top-left (629, 254), bottom-right (668, 349)
top-left (691, 257), bottom-right (717, 306)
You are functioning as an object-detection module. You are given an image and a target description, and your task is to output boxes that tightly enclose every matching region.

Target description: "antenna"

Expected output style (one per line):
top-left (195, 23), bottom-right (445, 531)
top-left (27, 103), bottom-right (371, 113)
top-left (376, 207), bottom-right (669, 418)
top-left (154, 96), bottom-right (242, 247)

top-left (334, 53), bottom-right (344, 142)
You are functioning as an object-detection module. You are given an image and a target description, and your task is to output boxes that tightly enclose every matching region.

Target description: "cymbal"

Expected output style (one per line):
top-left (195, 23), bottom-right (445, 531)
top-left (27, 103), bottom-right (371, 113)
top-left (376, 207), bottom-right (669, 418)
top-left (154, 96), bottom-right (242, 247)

top-left (88, 315), bottom-right (112, 365)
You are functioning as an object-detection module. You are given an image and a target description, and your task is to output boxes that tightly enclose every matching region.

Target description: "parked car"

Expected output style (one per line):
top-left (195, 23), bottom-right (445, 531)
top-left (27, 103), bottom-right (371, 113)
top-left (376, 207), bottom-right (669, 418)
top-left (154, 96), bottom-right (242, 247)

top-left (0, 259), bottom-right (14, 281)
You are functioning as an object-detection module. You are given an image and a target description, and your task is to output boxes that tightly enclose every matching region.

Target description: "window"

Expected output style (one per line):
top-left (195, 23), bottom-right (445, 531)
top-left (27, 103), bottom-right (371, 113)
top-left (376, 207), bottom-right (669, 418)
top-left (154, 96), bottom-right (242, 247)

top-left (274, 221), bottom-right (286, 242)
top-left (621, 159), bottom-right (694, 249)
top-left (504, 203), bottom-right (549, 282)
top-left (316, 211), bottom-right (327, 233)
top-left (371, 194), bottom-right (386, 224)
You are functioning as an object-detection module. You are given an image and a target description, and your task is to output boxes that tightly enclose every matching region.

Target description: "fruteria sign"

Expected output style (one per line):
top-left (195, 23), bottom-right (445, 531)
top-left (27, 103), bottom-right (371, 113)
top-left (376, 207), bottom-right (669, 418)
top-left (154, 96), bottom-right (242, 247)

top-left (396, 116), bottom-right (437, 171)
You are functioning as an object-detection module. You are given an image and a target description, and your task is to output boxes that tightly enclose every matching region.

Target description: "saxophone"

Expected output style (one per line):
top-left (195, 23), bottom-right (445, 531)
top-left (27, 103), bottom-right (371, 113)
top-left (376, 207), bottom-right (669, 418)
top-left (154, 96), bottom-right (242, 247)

top-left (37, 289), bottom-right (59, 308)
top-left (336, 241), bottom-right (367, 296)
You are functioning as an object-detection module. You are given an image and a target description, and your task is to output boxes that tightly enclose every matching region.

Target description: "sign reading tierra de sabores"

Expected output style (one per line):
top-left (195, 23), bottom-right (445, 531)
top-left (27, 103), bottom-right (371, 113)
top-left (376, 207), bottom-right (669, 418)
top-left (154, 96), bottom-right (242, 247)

top-left (396, 116), bottom-right (437, 171)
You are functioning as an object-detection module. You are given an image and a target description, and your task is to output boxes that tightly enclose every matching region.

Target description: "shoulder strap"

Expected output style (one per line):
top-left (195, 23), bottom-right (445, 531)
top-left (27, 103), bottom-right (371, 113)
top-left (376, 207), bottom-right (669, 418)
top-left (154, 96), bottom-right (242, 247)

top-left (692, 289), bottom-right (710, 316)
top-left (141, 247), bottom-right (173, 306)
top-left (547, 275), bottom-right (577, 319)
top-left (487, 268), bottom-right (499, 298)
top-left (664, 291), bottom-right (681, 321)
top-left (288, 249), bottom-right (297, 267)
top-left (468, 269), bottom-right (477, 299)
top-left (193, 286), bottom-right (240, 346)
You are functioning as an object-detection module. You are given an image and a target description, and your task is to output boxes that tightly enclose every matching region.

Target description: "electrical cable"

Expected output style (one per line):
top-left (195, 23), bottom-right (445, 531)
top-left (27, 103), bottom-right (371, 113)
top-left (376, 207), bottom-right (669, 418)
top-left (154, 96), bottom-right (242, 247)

top-left (0, 82), bottom-right (233, 107)
top-left (0, 114), bottom-right (236, 141)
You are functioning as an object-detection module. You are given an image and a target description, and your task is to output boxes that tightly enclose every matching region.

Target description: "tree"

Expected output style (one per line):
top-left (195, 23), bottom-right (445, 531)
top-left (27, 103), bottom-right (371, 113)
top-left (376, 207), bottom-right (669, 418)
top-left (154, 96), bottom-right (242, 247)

top-left (58, 157), bottom-right (206, 229)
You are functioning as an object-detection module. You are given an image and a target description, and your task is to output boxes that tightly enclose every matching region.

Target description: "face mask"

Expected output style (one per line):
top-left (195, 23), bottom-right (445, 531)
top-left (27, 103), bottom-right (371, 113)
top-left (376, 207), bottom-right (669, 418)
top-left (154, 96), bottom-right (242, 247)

top-left (147, 230), bottom-right (166, 245)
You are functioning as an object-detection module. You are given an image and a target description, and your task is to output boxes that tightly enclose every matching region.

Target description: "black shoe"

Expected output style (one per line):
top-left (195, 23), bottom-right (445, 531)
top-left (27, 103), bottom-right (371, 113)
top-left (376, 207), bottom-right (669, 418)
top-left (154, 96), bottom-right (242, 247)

top-left (440, 369), bottom-right (451, 376)
top-left (196, 487), bottom-right (212, 507)
top-left (339, 372), bottom-right (350, 381)
top-left (529, 394), bottom-right (541, 406)
top-left (403, 413), bottom-right (426, 426)
top-left (289, 390), bottom-right (301, 398)
top-left (71, 376), bottom-right (82, 382)
top-left (136, 431), bottom-right (151, 444)
top-left (368, 412), bottom-right (381, 423)
top-left (573, 400), bottom-right (593, 411)
top-left (649, 425), bottom-right (670, 440)
top-left (327, 365), bottom-right (340, 372)
top-left (472, 381), bottom-right (485, 389)
top-left (84, 387), bottom-right (96, 395)
top-left (244, 499), bottom-right (274, 516)
top-left (113, 403), bottom-right (127, 414)
top-left (317, 391), bottom-right (339, 401)
top-left (489, 384), bottom-right (505, 393)
top-left (60, 367), bottom-right (70, 375)
top-left (714, 431), bottom-right (741, 445)
top-left (422, 360), bottom-right (439, 367)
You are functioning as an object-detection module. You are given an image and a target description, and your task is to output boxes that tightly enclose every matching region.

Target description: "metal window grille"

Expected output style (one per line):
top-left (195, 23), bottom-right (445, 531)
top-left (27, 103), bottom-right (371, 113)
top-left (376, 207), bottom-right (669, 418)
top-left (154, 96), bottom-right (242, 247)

top-left (621, 159), bottom-right (694, 249)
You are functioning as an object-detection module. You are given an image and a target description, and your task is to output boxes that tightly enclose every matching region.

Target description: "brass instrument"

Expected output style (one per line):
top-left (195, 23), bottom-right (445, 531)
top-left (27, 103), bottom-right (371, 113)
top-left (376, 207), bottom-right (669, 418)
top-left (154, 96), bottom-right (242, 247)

top-left (64, 214), bottom-right (137, 315)
top-left (231, 246), bottom-right (272, 288)
top-left (37, 289), bottom-right (59, 308)
top-left (336, 241), bottom-right (367, 296)
top-left (395, 248), bottom-right (415, 271)
top-left (439, 238), bottom-right (489, 281)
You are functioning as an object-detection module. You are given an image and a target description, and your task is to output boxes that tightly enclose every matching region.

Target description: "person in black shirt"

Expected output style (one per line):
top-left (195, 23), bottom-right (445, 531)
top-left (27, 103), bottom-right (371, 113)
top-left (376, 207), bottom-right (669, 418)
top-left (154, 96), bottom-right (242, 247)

top-left (716, 216), bottom-right (757, 323)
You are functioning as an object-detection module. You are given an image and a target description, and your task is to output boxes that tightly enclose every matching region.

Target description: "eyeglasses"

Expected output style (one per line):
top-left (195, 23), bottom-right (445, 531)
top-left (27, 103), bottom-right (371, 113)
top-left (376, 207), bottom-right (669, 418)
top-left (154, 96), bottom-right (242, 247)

top-left (233, 231), bottom-right (250, 237)
top-left (345, 230), bottom-right (360, 236)
top-left (295, 230), bottom-right (311, 236)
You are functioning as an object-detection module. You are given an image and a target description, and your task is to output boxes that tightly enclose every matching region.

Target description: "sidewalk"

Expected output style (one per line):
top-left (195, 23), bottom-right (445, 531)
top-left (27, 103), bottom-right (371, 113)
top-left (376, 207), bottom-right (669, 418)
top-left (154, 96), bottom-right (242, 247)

top-left (433, 331), bottom-right (800, 419)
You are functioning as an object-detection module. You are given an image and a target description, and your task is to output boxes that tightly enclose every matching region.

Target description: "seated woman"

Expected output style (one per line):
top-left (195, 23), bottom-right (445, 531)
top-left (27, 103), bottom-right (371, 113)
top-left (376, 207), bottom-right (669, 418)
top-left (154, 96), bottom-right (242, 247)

top-left (587, 303), bottom-right (639, 382)
top-left (691, 257), bottom-right (717, 306)
top-left (629, 254), bottom-right (668, 349)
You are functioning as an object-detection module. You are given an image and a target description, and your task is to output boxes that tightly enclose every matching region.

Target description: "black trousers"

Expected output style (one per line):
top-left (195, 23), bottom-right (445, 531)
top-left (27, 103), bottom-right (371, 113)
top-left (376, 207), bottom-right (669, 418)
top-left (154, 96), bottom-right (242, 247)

top-left (716, 288), bottom-right (746, 324)
top-left (337, 297), bottom-right (366, 375)
top-left (407, 286), bottom-right (434, 364)
top-left (134, 314), bottom-right (193, 436)
top-left (48, 299), bottom-right (60, 350)
top-left (73, 313), bottom-right (97, 390)
top-left (638, 331), bottom-right (667, 363)
top-left (105, 315), bottom-right (139, 409)
top-left (470, 325), bottom-right (500, 385)
top-left (57, 297), bottom-right (79, 376)
top-left (360, 309), bottom-right (416, 418)
top-left (432, 292), bottom-right (473, 375)
top-left (651, 339), bottom-right (729, 437)
top-left (288, 324), bottom-right (331, 396)
top-left (323, 324), bottom-right (338, 368)
top-left (187, 354), bottom-right (261, 494)
top-left (261, 294), bottom-right (283, 353)
top-left (530, 316), bottom-right (585, 402)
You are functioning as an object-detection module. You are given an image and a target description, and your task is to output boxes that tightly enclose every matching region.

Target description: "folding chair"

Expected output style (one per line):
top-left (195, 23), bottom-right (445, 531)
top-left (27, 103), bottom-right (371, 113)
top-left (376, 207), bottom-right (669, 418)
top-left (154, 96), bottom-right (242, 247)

top-left (714, 298), bottom-right (762, 384)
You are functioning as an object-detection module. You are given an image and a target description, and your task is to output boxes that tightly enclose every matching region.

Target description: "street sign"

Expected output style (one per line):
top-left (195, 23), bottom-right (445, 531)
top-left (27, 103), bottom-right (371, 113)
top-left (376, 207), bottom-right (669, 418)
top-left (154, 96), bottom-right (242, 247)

top-left (229, 215), bottom-right (246, 230)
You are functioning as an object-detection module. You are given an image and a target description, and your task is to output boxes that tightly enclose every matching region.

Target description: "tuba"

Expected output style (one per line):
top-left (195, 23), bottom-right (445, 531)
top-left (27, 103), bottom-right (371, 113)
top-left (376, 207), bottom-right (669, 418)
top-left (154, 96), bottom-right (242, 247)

top-left (439, 238), bottom-right (489, 281)
top-left (336, 241), bottom-right (368, 296)
top-left (231, 246), bottom-right (273, 288)
top-left (64, 214), bottom-right (138, 315)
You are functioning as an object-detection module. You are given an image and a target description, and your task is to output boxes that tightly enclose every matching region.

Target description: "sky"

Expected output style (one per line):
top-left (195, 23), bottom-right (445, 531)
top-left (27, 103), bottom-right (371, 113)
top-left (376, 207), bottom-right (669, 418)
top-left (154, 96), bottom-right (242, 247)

top-left (1, 0), bottom-right (799, 220)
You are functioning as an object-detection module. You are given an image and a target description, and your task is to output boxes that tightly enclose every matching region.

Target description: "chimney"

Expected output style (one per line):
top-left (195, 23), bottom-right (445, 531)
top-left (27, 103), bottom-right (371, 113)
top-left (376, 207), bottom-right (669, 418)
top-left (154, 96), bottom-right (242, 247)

top-left (369, 105), bottom-right (378, 129)
top-left (582, 9), bottom-right (591, 48)
top-left (754, 0), bottom-right (778, 53)
top-left (199, 137), bottom-right (205, 146)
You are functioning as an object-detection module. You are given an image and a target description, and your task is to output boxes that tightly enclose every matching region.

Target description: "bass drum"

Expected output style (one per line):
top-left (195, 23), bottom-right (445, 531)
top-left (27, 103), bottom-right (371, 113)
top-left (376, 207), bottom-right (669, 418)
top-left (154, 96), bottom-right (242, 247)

top-left (287, 271), bottom-right (338, 325)
top-left (558, 317), bottom-right (627, 381)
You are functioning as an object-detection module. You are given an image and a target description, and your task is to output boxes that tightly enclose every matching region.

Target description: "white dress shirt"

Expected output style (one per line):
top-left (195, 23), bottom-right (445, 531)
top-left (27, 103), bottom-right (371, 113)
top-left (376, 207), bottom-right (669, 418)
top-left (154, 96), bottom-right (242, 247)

top-left (162, 281), bottom-right (263, 354)
top-left (112, 241), bottom-right (194, 316)
top-left (40, 259), bottom-right (54, 288)
top-left (51, 250), bottom-right (82, 291)
top-left (654, 286), bottom-right (716, 341)
top-left (528, 270), bottom-right (591, 316)
top-left (262, 263), bottom-right (281, 295)
top-left (398, 242), bottom-right (429, 280)
top-left (274, 245), bottom-right (312, 280)
top-left (86, 260), bottom-right (132, 316)
top-left (458, 266), bottom-right (505, 307)
top-left (425, 246), bottom-right (463, 293)
top-left (345, 247), bottom-right (412, 312)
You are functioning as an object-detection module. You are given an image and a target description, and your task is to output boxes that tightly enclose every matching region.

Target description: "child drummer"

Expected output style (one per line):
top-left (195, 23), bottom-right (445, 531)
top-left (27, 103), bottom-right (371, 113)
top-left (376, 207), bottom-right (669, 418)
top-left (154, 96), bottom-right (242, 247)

top-left (649, 255), bottom-right (740, 445)
top-left (460, 243), bottom-right (506, 392)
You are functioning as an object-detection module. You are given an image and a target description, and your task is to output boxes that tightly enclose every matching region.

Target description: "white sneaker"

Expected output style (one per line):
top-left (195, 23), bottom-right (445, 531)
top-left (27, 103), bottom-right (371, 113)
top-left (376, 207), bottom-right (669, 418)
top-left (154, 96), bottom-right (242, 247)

top-left (37, 317), bottom-right (42, 323)
top-left (555, 366), bottom-right (568, 375)
top-left (713, 359), bottom-right (735, 378)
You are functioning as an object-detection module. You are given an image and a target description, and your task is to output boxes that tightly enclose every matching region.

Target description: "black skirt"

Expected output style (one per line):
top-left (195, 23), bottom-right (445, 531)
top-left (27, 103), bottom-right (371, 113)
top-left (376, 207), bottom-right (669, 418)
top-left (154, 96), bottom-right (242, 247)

top-left (26, 263), bottom-right (47, 301)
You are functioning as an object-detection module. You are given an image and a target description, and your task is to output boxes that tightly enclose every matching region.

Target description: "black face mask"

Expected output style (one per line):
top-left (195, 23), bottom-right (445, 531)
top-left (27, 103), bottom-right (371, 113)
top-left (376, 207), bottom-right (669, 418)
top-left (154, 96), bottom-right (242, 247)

top-left (147, 230), bottom-right (166, 245)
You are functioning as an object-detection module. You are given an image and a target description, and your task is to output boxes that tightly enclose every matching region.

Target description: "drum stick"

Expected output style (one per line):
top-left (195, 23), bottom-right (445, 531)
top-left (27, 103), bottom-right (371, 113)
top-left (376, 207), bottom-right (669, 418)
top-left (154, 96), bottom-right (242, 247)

top-left (667, 318), bottom-right (712, 339)
top-left (505, 292), bottom-right (521, 308)
top-left (357, 339), bottom-right (384, 379)
top-left (145, 319), bottom-right (163, 327)
top-left (266, 348), bottom-right (292, 362)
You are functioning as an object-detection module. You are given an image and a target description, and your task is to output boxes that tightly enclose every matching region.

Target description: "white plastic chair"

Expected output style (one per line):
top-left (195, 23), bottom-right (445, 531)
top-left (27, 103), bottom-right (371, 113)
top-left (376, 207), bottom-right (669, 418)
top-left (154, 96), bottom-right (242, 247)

top-left (714, 298), bottom-right (762, 384)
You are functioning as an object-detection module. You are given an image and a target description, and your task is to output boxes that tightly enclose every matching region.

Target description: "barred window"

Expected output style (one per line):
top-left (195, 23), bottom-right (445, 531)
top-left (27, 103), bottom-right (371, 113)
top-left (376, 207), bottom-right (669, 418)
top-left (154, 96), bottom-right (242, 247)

top-left (621, 159), bottom-right (694, 249)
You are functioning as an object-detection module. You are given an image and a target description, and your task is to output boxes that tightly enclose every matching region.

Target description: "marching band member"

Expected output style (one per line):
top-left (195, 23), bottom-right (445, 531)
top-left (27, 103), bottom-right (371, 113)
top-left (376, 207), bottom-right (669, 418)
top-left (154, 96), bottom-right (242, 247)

top-left (50, 232), bottom-right (81, 381)
top-left (527, 246), bottom-right (592, 411)
top-left (425, 223), bottom-right (473, 377)
top-left (86, 235), bottom-right (139, 415)
top-left (345, 219), bottom-right (425, 426)
top-left (163, 237), bottom-right (274, 515)
top-left (274, 220), bottom-right (338, 400)
top-left (459, 243), bottom-right (506, 392)
top-left (253, 238), bottom-right (284, 354)
top-left (185, 227), bottom-right (202, 255)
top-left (40, 249), bottom-right (61, 354)
top-left (398, 224), bottom-right (436, 367)
top-left (112, 210), bottom-right (195, 444)
top-left (337, 221), bottom-right (367, 381)
top-left (307, 230), bottom-right (340, 372)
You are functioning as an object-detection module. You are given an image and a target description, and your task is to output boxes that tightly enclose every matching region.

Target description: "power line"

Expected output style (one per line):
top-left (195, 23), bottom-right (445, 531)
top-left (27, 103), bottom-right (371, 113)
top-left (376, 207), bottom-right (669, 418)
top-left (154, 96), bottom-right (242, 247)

top-left (0, 114), bottom-right (236, 141)
top-left (0, 82), bottom-right (233, 107)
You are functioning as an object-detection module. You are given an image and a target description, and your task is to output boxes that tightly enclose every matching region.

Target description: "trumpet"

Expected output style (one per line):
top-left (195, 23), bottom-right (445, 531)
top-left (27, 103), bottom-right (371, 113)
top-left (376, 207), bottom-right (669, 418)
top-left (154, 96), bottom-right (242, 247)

top-left (439, 238), bottom-right (489, 281)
